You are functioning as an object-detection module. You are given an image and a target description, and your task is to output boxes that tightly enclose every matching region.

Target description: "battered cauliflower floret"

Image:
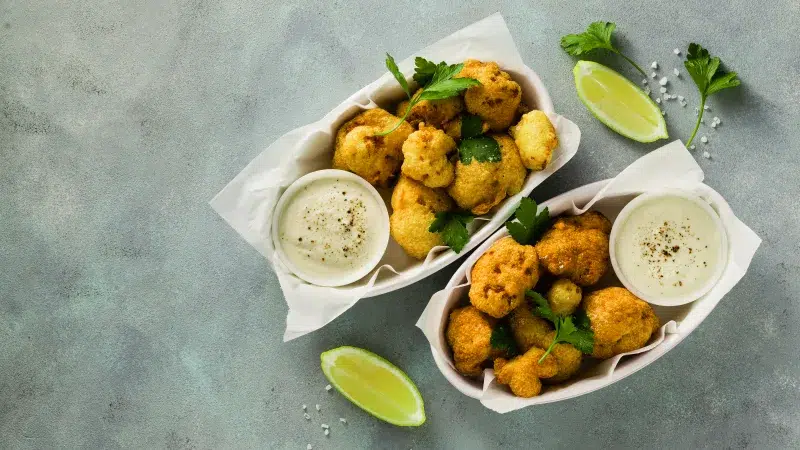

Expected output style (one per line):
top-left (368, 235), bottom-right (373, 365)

top-left (546, 279), bottom-right (582, 316)
top-left (389, 204), bottom-right (444, 260)
top-left (509, 303), bottom-right (582, 383)
top-left (535, 211), bottom-right (612, 286)
top-left (396, 89), bottom-right (463, 129)
top-left (494, 347), bottom-right (558, 397)
top-left (509, 110), bottom-right (559, 171)
top-left (443, 115), bottom-right (491, 142)
top-left (446, 306), bottom-right (496, 377)
top-left (332, 109), bottom-right (413, 186)
top-left (469, 237), bottom-right (539, 318)
top-left (400, 124), bottom-right (456, 188)
top-left (390, 175), bottom-right (453, 212)
top-left (455, 59), bottom-right (522, 131)
top-left (583, 287), bottom-right (661, 360)
top-left (448, 134), bottom-right (526, 215)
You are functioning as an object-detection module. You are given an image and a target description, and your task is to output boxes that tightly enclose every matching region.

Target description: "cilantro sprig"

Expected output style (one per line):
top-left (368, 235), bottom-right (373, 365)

top-left (527, 290), bottom-right (594, 362)
top-left (490, 324), bottom-right (519, 357)
top-left (429, 211), bottom-right (475, 253)
top-left (560, 21), bottom-right (647, 78)
top-left (505, 198), bottom-right (550, 245)
top-left (683, 43), bottom-right (740, 146)
top-left (380, 55), bottom-right (480, 136)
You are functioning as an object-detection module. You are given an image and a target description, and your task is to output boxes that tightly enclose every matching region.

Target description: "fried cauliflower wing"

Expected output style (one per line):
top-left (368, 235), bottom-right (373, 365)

top-left (397, 89), bottom-right (463, 129)
top-left (546, 279), bottom-right (582, 316)
top-left (332, 109), bottom-right (413, 186)
top-left (448, 134), bottom-right (526, 215)
top-left (583, 287), bottom-right (661, 360)
top-left (469, 237), bottom-right (539, 318)
top-left (390, 175), bottom-right (453, 212)
top-left (509, 110), bottom-right (558, 171)
top-left (455, 59), bottom-right (522, 131)
top-left (509, 303), bottom-right (582, 383)
top-left (446, 305), bottom-right (496, 377)
top-left (494, 347), bottom-right (558, 397)
top-left (400, 124), bottom-right (456, 188)
top-left (389, 204), bottom-right (444, 260)
top-left (535, 211), bottom-right (612, 286)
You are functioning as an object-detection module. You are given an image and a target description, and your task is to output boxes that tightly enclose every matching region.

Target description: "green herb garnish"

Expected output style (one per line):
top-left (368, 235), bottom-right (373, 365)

top-left (458, 136), bottom-right (501, 164)
top-left (429, 211), bottom-right (475, 253)
top-left (490, 324), bottom-right (518, 357)
top-left (560, 21), bottom-right (647, 78)
top-left (527, 290), bottom-right (594, 362)
top-left (505, 198), bottom-right (550, 245)
top-left (380, 55), bottom-right (480, 136)
top-left (683, 43), bottom-right (740, 146)
top-left (460, 113), bottom-right (484, 140)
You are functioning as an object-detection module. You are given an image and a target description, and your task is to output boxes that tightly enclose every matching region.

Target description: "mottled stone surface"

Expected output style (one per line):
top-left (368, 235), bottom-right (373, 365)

top-left (1, 1), bottom-right (798, 448)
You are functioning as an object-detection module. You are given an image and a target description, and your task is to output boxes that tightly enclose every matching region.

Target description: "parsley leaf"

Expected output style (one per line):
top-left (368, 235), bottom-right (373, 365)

top-left (429, 211), bottom-right (474, 253)
top-left (505, 198), bottom-right (550, 245)
top-left (385, 53), bottom-right (411, 100)
top-left (490, 324), bottom-right (519, 357)
top-left (526, 290), bottom-right (595, 361)
top-left (379, 55), bottom-right (480, 136)
top-left (460, 114), bottom-right (484, 139)
top-left (560, 21), bottom-right (646, 77)
top-left (684, 43), bottom-right (740, 146)
top-left (458, 136), bottom-right (501, 164)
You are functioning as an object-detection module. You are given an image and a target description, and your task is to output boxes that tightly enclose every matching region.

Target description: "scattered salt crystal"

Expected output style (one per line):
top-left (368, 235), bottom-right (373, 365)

top-left (661, 109), bottom-right (666, 116)
top-left (644, 86), bottom-right (651, 95)
top-left (674, 48), bottom-right (681, 55)
top-left (321, 424), bottom-right (329, 429)
top-left (659, 87), bottom-right (667, 93)
top-left (690, 144), bottom-right (696, 150)
top-left (704, 104), bottom-right (710, 111)
top-left (325, 385), bottom-right (332, 392)
top-left (307, 445), bottom-right (313, 450)
top-left (659, 77), bottom-right (668, 86)
top-left (713, 116), bottom-right (720, 124)
top-left (680, 102), bottom-right (687, 107)
top-left (339, 418), bottom-right (347, 424)
top-left (655, 98), bottom-right (661, 104)
top-left (701, 136), bottom-right (708, 143)
top-left (703, 151), bottom-right (711, 159)
top-left (651, 72), bottom-right (657, 79)
top-left (651, 61), bottom-right (658, 69)
top-left (315, 404), bottom-right (321, 411)
top-left (302, 404), bottom-right (307, 411)
top-left (324, 429), bottom-right (330, 437)
top-left (304, 413), bottom-right (311, 420)
top-left (642, 79), bottom-right (648, 85)
top-left (673, 68), bottom-right (680, 76)
top-left (677, 95), bottom-right (685, 102)
top-left (711, 122), bottom-right (717, 128)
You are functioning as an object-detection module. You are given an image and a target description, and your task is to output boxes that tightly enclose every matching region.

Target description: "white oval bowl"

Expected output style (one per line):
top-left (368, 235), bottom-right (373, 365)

top-left (609, 189), bottom-right (729, 307)
top-left (428, 179), bottom-right (742, 405)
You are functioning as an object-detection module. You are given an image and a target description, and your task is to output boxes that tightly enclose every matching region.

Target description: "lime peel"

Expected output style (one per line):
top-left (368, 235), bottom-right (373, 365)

top-left (320, 346), bottom-right (426, 427)
top-left (573, 60), bottom-right (668, 143)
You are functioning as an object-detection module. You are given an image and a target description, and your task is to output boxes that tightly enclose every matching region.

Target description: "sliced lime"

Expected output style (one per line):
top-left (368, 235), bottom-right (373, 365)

top-left (573, 60), bottom-right (668, 143)
top-left (320, 346), bottom-right (425, 427)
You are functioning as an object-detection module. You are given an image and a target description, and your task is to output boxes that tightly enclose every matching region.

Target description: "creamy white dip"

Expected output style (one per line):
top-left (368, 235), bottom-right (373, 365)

top-left (277, 177), bottom-right (385, 282)
top-left (614, 195), bottom-right (724, 300)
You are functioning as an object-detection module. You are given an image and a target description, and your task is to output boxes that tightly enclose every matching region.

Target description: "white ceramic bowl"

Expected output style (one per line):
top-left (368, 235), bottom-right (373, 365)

top-left (608, 189), bottom-right (729, 307)
top-left (271, 169), bottom-right (390, 287)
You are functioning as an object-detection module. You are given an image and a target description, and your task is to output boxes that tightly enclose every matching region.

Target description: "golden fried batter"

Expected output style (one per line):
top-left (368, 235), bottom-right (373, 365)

top-left (443, 115), bottom-right (491, 142)
top-left (446, 305), bottom-right (496, 377)
top-left (583, 287), bottom-right (661, 359)
top-left (546, 279), bottom-right (582, 316)
top-left (509, 110), bottom-right (558, 171)
top-left (332, 109), bottom-right (413, 186)
top-left (396, 89), bottom-right (463, 129)
top-left (390, 175), bottom-right (453, 212)
top-left (469, 237), bottom-right (539, 318)
top-left (448, 134), bottom-right (526, 215)
top-left (455, 59), bottom-right (522, 131)
top-left (400, 124), bottom-right (456, 188)
top-left (494, 347), bottom-right (558, 397)
top-left (509, 303), bottom-right (582, 383)
top-left (535, 211), bottom-right (612, 286)
top-left (389, 204), bottom-right (444, 260)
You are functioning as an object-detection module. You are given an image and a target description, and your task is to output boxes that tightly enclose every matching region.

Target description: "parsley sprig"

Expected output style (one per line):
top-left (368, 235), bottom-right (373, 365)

top-left (560, 21), bottom-right (647, 78)
top-left (429, 211), bottom-right (475, 253)
top-left (684, 43), bottom-right (741, 146)
top-left (380, 54), bottom-right (480, 136)
top-left (490, 324), bottom-right (519, 357)
top-left (505, 198), bottom-right (550, 245)
top-left (527, 291), bottom-right (594, 363)
top-left (457, 113), bottom-right (501, 164)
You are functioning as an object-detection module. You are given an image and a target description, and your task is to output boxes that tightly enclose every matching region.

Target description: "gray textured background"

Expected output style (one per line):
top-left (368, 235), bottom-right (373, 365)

top-left (1, 1), bottom-right (798, 449)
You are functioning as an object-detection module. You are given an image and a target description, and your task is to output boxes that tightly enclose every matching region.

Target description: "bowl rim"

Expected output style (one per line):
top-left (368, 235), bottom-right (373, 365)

top-left (270, 169), bottom-right (390, 287)
top-left (608, 189), bottom-right (729, 307)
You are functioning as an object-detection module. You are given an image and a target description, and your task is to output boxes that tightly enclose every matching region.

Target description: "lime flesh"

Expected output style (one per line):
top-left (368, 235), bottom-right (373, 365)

top-left (320, 346), bottom-right (425, 427)
top-left (573, 60), bottom-right (668, 142)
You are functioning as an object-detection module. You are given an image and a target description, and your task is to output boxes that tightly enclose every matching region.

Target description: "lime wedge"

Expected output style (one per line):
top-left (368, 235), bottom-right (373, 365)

top-left (573, 60), bottom-right (668, 142)
top-left (320, 346), bottom-right (425, 427)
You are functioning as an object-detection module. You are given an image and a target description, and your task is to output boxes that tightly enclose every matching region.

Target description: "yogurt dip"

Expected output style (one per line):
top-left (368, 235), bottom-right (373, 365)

top-left (272, 170), bottom-right (389, 287)
top-left (610, 191), bottom-right (727, 306)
